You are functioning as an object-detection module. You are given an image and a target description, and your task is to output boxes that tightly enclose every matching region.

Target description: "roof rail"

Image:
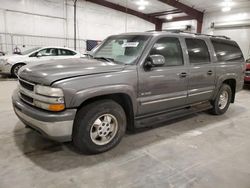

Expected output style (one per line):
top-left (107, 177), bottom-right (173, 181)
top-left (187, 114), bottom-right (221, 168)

top-left (173, 30), bottom-right (231, 40)
top-left (146, 29), bottom-right (231, 40)
top-left (146, 29), bottom-right (180, 33)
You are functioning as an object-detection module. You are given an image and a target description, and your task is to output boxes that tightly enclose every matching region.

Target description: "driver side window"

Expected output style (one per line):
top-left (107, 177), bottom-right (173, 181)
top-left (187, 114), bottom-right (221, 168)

top-left (39, 48), bottom-right (58, 56)
top-left (32, 48), bottom-right (58, 57)
top-left (150, 37), bottom-right (184, 67)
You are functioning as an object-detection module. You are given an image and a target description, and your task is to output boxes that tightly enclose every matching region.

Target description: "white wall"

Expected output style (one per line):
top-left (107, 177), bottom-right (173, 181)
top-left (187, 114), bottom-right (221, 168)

top-left (0, 0), bottom-right (66, 36)
top-left (0, 0), bottom-right (154, 53)
top-left (202, 7), bottom-right (250, 59)
top-left (65, 1), bottom-right (154, 41)
top-left (162, 20), bottom-right (197, 32)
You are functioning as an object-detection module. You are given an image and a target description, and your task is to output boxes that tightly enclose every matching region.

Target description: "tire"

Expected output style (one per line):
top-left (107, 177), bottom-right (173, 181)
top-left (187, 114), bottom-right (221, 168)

top-left (210, 84), bottom-right (232, 115)
top-left (11, 63), bottom-right (25, 78)
top-left (72, 99), bottom-right (127, 154)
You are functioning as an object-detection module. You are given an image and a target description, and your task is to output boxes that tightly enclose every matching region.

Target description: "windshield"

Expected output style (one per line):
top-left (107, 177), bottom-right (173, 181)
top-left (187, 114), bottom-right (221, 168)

top-left (21, 47), bottom-right (41, 55)
top-left (92, 35), bottom-right (150, 65)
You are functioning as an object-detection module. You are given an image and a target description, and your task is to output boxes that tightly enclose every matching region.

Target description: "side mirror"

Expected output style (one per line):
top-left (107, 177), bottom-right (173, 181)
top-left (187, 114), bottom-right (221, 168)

top-left (36, 53), bottom-right (42, 58)
top-left (144, 54), bottom-right (165, 70)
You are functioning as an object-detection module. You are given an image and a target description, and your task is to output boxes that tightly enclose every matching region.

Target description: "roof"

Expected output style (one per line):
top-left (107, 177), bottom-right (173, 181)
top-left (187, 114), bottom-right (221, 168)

top-left (39, 46), bottom-right (78, 51)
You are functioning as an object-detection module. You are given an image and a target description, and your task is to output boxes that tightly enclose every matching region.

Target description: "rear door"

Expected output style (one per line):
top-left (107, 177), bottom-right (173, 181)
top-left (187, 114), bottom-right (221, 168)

top-left (138, 36), bottom-right (188, 115)
top-left (57, 49), bottom-right (78, 59)
top-left (184, 38), bottom-right (216, 104)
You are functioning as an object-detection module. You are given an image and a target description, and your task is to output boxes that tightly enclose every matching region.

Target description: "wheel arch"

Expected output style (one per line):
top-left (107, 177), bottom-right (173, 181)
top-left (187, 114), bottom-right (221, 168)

top-left (213, 77), bottom-right (237, 103)
top-left (77, 93), bottom-right (136, 131)
top-left (11, 62), bottom-right (26, 76)
top-left (223, 79), bottom-right (236, 103)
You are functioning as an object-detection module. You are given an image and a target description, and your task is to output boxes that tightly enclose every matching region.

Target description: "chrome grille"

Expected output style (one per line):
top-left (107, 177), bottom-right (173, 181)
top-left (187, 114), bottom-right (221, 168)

top-left (18, 78), bottom-right (36, 105)
top-left (246, 70), bottom-right (250, 76)
top-left (19, 78), bottom-right (35, 91)
top-left (18, 78), bottom-right (63, 108)
top-left (20, 93), bottom-right (33, 104)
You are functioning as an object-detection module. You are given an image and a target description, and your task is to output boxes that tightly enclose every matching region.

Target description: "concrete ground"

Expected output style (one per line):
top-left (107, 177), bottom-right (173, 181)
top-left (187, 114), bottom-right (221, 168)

top-left (0, 79), bottom-right (250, 188)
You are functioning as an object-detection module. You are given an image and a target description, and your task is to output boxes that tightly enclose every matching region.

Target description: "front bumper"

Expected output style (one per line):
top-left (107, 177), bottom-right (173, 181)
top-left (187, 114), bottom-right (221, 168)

top-left (12, 89), bottom-right (77, 142)
top-left (0, 63), bottom-right (12, 75)
top-left (244, 76), bottom-right (250, 85)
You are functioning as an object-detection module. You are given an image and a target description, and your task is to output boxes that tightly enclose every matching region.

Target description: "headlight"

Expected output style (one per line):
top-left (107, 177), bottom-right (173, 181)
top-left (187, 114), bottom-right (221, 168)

top-left (33, 85), bottom-right (65, 111)
top-left (0, 59), bottom-right (7, 64)
top-left (34, 85), bottom-right (64, 97)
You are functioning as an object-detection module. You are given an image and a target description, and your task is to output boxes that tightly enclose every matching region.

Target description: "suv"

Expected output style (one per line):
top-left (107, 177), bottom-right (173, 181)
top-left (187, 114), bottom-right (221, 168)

top-left (12, 31), bottom-right (245, 154)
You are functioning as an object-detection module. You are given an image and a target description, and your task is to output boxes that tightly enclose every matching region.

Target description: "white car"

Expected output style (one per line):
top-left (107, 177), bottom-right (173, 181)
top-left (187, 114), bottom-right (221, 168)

top-left (0, 46), bottom-right (83, 77)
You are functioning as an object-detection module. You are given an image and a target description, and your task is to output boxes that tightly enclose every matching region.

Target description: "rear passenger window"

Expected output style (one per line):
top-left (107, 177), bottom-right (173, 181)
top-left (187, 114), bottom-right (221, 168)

top-left (59, 49), bottom-right (76, 56)
top-left (150, 37), bottom-right (183, 66)
top-left (211, 39), bottom-right (244, 62)
top-left (185, 38), bottom-right (210, 64)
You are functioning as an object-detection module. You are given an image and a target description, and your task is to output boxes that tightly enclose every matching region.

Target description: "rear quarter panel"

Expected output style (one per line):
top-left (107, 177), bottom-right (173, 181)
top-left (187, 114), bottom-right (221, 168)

top-left (212, 60), bottom-right (244, 100)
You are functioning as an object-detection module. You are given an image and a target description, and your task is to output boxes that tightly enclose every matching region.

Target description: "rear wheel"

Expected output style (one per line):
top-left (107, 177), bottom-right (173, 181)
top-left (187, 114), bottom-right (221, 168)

top-left (72, 100), bottom-right (126, 154)
top-left (11, 63), bottom-right (25, 77)
top-left (210, 84), bottom-right (232, 115)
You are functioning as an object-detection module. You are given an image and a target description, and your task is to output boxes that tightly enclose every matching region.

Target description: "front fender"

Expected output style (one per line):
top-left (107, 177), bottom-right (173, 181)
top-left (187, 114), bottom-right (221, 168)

top-left (70, 84), bottom-right (138, 114)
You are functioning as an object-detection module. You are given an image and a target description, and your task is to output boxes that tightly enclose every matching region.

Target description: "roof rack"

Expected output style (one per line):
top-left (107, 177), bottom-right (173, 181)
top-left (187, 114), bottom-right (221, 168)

top-left (146, 29), bottom-right (231, 40)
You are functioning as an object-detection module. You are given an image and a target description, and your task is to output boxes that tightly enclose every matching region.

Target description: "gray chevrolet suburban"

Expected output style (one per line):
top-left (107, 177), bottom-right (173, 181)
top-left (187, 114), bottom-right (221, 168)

top-left (12, 31), bottom-right (245, 154)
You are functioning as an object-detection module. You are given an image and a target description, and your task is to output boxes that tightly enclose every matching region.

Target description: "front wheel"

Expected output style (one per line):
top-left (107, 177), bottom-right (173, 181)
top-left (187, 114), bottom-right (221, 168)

top-left (72, 100), bottom-right (126, 154)
top-left (11, 63), bottom-right (25, 77)
top-left (210, 84), bottom-right (232, 115)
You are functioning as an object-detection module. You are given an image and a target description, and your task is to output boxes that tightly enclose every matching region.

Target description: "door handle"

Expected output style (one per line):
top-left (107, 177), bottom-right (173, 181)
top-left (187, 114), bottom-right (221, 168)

top-left (179, 72), bottom-right (187, 78)
top-left (207, 70), bottom-right (213, 75)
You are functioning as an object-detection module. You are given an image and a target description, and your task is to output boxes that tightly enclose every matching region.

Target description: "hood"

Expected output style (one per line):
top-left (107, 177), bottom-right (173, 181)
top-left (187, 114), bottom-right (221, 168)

top-left (19, 58), bottom-right (125, 85)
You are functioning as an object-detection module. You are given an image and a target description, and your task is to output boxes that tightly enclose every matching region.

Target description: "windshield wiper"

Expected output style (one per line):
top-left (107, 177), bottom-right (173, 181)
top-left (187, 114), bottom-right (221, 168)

top-left (94, 56), bottom-right (115, 62)
top-left (84, 54), bottom-right (115, 63)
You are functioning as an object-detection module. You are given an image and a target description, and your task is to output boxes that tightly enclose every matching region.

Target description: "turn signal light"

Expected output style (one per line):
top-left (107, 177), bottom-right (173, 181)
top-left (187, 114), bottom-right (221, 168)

top-left (48, 104), bottom-right (65, 111)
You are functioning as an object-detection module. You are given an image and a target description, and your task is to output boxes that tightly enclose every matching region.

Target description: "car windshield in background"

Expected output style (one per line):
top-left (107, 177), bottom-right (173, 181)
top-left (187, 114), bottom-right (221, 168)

top-left (21, 47), bottom-right (41, 55)
top-left (92, 35), bottom-right (150, 65)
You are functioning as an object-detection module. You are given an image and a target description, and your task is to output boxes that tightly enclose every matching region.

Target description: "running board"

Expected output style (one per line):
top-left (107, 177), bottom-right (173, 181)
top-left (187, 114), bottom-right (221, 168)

top-left (134, 101), bottom-right (212, 128)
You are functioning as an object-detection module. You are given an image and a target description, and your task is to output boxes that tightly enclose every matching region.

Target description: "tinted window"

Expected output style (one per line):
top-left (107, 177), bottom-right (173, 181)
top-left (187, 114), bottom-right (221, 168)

top-left (150, 37), bottom-right (183, 66)
top-left (211, 39), bottom-right (244, 62)
top-left (59, 49), bottom-right (76, 56)
top-left (185, 38), bottom-right (210, 64)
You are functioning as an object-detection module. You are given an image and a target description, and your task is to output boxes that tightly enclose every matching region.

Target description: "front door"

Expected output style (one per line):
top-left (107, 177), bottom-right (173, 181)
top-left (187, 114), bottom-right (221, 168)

top-left (184, 38), bottom-right (216, 104)
top-left (29, 48), bottom-right (58, 62)
top-left (138, 37), bottom-right (188, 115)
